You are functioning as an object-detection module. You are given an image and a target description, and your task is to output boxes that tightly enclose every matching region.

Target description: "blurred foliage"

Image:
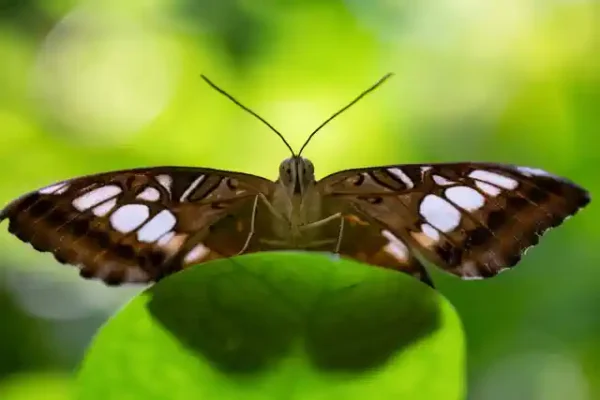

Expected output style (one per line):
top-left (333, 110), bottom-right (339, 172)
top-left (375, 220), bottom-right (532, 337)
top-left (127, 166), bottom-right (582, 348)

top-left (0, 0), bottom-right (598, 398)
top-left (78, 253), bottom-right (464, 400)
top-left (0, 283), bottom-right (56, 379)
top-left (0, 373), bottom-right (72, 400)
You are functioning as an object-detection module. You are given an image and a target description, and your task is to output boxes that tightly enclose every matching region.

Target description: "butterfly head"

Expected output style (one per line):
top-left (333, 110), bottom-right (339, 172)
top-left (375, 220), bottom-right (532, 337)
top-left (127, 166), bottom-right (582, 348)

top-left (279, 157), bottom-right (315, 195)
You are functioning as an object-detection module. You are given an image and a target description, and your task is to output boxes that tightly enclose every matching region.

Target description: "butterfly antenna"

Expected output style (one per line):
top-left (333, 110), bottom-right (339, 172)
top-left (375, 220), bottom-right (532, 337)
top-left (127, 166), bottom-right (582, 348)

top-left (297, 73), bottom-right (394, 156)
top-left (201, 75), bottom-right (296, 156)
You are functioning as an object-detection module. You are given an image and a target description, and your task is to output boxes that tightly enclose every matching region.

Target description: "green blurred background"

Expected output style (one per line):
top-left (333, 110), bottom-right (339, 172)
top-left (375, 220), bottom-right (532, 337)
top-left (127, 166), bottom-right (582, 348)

top-left (0, 0), bottom-right (598, 398)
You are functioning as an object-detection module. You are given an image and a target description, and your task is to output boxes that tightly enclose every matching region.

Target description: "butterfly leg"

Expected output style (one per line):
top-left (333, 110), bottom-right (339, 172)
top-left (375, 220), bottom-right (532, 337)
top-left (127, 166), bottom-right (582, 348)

top-left (299, 212), bottom-right (345, 253)
top-left (258, 213), bottom-right (345, 252)
top-left (238, 195), bottom-right (259, 255)
top-left (334, 216), bottom-right (344, 253)
top-left (258, 193), bottom-right (287, 222)
top-left (298, 212), bottom-right (343, 231)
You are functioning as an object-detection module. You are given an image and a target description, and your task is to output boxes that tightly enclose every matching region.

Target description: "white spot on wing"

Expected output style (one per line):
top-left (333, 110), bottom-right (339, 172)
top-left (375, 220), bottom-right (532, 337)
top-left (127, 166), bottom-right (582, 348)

top-left (180, 175), bottom-right (206, 202)
top-left (421, 223), bottom-right (440, 241)
top-left (460, 261), bottom-right (484, 280)
top-left (137, 210), bottom-right (177, 242)
top-left (469, 170), bottom-right (518, 189)
top-left (92, 198), bottom-right (117, 216)
top-left (381, 230), bottom-right (409, 261)
top-left (93, 263), bottom-right (112, 280)
top-left (433, 175), bottom-right (455, 186)
top-left (55, 185), bottom-right (70, 194)
top-left (124, 266), bottom-right (150, 283)
top-left (476, 181), bottom-right (501, 196)
top-left (39, 182), bottom-right (68, 194)
top-left (109, 204), bottom-right (149, 233)
top-left (387, 168), bottom-right (414, 189)
top-left (419, 194), bottom-right (461, 232)
top-left (462, 275), bottom-right (484, 281)
top-left (517, 166), bottom-right (551, 177)
top-left (136, 187), bottom-right (160, 202)
top-left (184, 243), bottom-right (211, 264)
top-left (157, 231), bottom-right (175, 246)
top-left (156, 175), bottom-right (172, 193)
top-left (73, 185), bottom-right (122, 211)
top-left (445, 186), bottom-right (485, 211)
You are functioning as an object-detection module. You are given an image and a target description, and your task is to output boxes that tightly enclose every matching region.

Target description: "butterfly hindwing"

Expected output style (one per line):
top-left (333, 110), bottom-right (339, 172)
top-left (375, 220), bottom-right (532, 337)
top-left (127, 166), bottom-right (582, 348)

top-left (0, 167), bottom-right (274, 285)
top-left (318, 162), bottom-right (590, 279)
top-left (330, 209), bottom-right (433, 284)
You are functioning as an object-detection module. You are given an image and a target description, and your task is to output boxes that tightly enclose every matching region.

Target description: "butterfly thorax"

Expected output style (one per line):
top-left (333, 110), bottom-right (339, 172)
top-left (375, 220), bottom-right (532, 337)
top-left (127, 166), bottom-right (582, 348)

top-left (269, 157), bottom-right (326, 246)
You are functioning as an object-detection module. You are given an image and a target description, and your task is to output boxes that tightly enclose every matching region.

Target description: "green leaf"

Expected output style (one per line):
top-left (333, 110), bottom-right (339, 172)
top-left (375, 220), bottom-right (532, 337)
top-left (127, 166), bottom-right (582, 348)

top-left (77, 252), bottom-right (465, 400)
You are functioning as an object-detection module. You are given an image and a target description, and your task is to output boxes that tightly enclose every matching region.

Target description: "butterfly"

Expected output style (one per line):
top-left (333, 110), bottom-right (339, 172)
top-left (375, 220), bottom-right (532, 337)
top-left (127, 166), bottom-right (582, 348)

top-left (0, 74), bottom-right (590, 288)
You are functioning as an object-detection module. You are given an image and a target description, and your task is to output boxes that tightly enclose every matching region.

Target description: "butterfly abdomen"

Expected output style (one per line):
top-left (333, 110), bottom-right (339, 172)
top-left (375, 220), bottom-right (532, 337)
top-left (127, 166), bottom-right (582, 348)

top-left (268, 184), bottom-right (330, 248)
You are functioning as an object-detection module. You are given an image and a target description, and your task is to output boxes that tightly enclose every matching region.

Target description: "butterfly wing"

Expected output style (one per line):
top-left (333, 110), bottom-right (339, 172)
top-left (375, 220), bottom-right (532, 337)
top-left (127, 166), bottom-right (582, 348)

top-left (317, 162), bottom-right (590, 280)
top-left (0, 167), bottom-right (275, 285)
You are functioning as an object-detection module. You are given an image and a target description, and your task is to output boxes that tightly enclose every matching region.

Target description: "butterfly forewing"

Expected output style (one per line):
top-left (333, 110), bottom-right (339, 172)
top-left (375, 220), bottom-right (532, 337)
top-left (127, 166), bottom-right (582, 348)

top-left (318, 162), bottom-right (590, 280)
top-left (0, 167), bottom-right (274, 285)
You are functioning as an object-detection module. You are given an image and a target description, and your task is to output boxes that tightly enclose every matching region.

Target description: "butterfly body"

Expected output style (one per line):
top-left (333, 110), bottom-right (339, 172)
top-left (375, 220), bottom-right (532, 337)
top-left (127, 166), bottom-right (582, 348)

top-left (0, 75), bottom-right (591, 287)
top-left (268, 157), bottom-right (334, 248)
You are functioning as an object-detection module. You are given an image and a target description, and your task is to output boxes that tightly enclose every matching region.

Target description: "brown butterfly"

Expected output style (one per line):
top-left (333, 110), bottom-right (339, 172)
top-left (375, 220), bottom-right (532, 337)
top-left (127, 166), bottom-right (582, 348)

top-left (0, 74), bottom-right (590, 287)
